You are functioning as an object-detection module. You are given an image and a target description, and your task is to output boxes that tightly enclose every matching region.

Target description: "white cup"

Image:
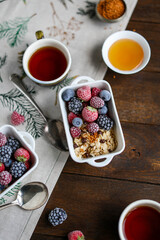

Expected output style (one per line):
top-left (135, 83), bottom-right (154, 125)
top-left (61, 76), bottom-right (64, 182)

top-left (118, 199), bottom-right (160, 240)
top-left (23, 31), bottom-right (71, 86)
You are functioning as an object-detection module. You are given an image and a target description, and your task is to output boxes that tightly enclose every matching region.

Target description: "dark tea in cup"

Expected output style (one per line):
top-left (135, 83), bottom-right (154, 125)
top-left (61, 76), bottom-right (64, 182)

top-left (28, 46), bottom-right (67, 82)
top-left (123, 206), bottom-right (160, 240)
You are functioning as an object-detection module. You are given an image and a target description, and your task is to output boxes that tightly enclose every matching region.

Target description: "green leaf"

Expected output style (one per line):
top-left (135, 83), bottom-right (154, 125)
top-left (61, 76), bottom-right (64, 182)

top-left (0, 88), bottom-right (45, 138)
top-left (0, 54), bottom-right (7, 69)
top-left (77, 1), bottom-right (96, 18)
top-left (0, 14), bottom-right (36, 47)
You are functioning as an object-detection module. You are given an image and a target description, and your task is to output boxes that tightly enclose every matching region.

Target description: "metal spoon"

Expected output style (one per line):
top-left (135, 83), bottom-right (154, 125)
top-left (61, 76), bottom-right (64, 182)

top-left (0, 182), bottom-right (48, 211)
top-left (10, 74), bottom-right (68, 151)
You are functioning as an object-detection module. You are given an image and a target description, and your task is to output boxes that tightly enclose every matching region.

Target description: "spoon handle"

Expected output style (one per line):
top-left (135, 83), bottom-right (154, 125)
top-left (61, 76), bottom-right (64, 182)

top-left (0, 200), bottom-right (18, 210)
top-left (10, 74), bottom-right (47, 123)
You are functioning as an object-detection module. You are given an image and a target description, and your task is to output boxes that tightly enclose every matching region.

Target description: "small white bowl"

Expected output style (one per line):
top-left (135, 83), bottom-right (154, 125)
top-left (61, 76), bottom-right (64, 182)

top-left (0, 125), bottom-right (39, 198)
top-left (59, 76), bottom-right (125, 167)
top-left (102, 30), bottom-right (151, 74)
top-left (118, 199), bottom-right (160, 240)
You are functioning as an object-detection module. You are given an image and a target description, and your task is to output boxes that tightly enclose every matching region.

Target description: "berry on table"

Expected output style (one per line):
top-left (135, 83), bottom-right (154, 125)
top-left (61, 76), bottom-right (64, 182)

top-left (6, 136), bottom-right (21, 153)
top-left (0, 132), bottom-right (7, 147)
top-left (62, 89), bottom-right (75, 102)
top-left (68, 230), bottom-right (85, 240)
top-left (70, 126), bottom-right (81, 138)
top-left (97, 115), bottom-right (114, 130)
top-left (72, 117), bottom-right (83, 128)
top-left (48, 207), bottom-right (67, 226)
top-left (10, 161), bottom-right (26, 178)
top-left (98, 105), bottom-right (108, 115)
top-left (0, 162), bottom-right (5, 172)
top-left (90, 96), bottom-right (104, 108)
top-left (68, 97), bottom-right (83, 114)
top-left (87, 122), bottom-right (99, 133)
top-left (14, 147), bottom-right (30, 162)
top-left (11, 111), bottom-right (25, 126)
top-left (77, 86), bottom-right (91, 101)
top-left (82, 106), bottom-right (98, 123)
top-left (99, 90), bottom-right (111, 101)
top-left (0, 171), bottom-right (12, 186)
top-left (91, 87), bottom-right (101, 97)
top-left (0, 145), bottom-right (12, 163)
top-left (68, 112), bottom-right (78, 124)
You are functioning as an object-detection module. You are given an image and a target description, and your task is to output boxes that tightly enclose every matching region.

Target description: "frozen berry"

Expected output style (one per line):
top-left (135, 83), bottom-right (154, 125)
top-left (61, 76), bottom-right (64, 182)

top-left (98, 105), bottom-right (108, 115)
top-left (68, 230), bottom-right (85, 240)
top-left (90, 96), bottom-right (104, 108)
top-left (6, 136), bottom-right (21, 153)
top-left (87, 123), bottom-right (99, 133)
top-left (62, 89), bottom-right (75, 101)
top-left (68, 112), bottom-right (78, 124)
top-left (68, 97), bottom-right (83, 114)
top-left (48, 208), bottom-right (67, 226)
top-left (72, 117), bottom-right (83, 128)
top-left (0, 171), bottom-right (12, 186)
top-left (11, 111), bottom-right (25, 126)
top-left (10, 161), bottom-right (26, 178)
top-left (82, 106), bottom-right (98, 123)
top-left (0, 132), bottom-right (7, 147)
top-left (24, 161), bottom-right (30, 170)
top-left (0, 145), bottom-right (12, 163)
top-left (97, 115), bottom-right (113, 130)
top-left (99, 90), bottom-right (111, 101)
top-left (4, 159), bottom-right (12, 168)
top-left (91, 87), bottom-right (101, 97)
top-left (0, 162), bottom-right (5, 172)
top-left (70, 126), bottom-right (81, 138)
top-left (14, 148), bottom-right (30, 162)
top-left (77, 86), bottom-right (91, 101)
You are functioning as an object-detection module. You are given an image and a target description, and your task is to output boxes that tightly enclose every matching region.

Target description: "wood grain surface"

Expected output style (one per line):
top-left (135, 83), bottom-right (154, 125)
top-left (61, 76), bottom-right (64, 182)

top-left (31, 0), bottom-right (160, 239)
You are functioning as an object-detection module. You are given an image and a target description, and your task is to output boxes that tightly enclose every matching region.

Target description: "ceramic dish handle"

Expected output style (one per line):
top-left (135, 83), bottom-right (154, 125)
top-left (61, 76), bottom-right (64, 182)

top-left (71, 76), bottom-right (95, 85)
top-left (88, 155), bottom-right (113, 167)
top-left (19, 131), bottom-right (35, 150)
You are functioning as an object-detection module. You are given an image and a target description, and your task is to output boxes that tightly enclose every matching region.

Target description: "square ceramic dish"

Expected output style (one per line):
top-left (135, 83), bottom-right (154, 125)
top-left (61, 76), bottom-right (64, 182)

top-left (59, 76), bottom-right (125, 167)
top-left (0, 125), bottom-right (39, 198)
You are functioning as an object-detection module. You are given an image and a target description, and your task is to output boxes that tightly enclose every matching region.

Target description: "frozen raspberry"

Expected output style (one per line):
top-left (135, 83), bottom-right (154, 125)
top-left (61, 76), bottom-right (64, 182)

top-left (0, 162), bottom-right (5, 172)
top-left (68, 112), bottom-right (78, 124)
top-left (90, 96), bottom-right (104, 108)
top-left (11, 111), bottom-right (25, 126)
top-left (82, 106), bottom-right (98, 123)
top-left (91, 87), bottom-right (101, 97)
top-left (70, 126), bottom-right (81, 138)
top-left (77, 86), bottom-right (91, 101)
top-left (0, 171), bottom-right (12, 186)
top-left (14, 147), bottom-right (30, 162)
top-left (0, 132), bottom-right (7, 147)
top-left (68, 230), bottom-right (85, 240)
top-left (24, 161), bottom-right (30, 170)
top-left (87, 123), bottom-right (99, 133)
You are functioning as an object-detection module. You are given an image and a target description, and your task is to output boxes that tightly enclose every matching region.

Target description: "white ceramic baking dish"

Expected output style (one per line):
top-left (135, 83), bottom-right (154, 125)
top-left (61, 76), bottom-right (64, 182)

top-left (59, 76), bottom-right (125, 167)
top-left (0, 125), bottom-right (39, 198)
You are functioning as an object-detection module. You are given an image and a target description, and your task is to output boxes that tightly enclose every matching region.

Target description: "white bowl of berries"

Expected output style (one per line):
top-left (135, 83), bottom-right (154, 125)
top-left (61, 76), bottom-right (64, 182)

top-left (59, 76), bottom-right (125, 167)
top-left (0, 125), bottom-right (39, 197)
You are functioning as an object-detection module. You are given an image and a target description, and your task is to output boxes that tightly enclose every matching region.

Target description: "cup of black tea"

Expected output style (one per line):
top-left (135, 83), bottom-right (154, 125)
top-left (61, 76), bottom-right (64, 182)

top-left (23, 31), bottom-right (71, 86)
top-left (118, 199), bottom-right (160, 240)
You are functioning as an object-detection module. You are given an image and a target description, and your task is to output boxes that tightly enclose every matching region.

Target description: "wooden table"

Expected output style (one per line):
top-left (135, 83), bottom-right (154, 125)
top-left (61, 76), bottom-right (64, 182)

top-left (31, 1), bottom-right (160, 239)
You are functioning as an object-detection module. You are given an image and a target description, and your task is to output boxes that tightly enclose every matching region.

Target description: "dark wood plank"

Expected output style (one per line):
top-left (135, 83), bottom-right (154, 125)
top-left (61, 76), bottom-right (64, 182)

top-left (31, 173), bottom-right (160, 240)
top-left (64, 122), bottom-right (160, 184)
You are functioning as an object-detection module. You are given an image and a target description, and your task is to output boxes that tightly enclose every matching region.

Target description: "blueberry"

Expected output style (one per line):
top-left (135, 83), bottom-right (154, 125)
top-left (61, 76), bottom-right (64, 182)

top-left (98, 105), bottom-right (108, 115)
top-left (4, 159), bottom-right (12, 168)
top-left (72, 117), bottom-right (83, 128)
top-left (99, 90), bottom-right (111, 101)
top-left (62, 89), bottom-right (75, 101)
top-left (0, 184), bottom-right (5, 191)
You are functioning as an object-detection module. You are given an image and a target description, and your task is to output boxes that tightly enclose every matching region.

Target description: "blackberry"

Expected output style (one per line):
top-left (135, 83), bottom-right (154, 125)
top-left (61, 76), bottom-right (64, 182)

top-left (97, 115), bottom-right (114, 130)
top-left (6, 136), bottom-right (20, 153)
top-left (68, 97), bottom-right (83, 114)
top-left (48, 207), bottom-right (67, 226)
top-left (0, 145), bottom-right (12, 163)
top-left (10, 161), bottom-right (26, 178)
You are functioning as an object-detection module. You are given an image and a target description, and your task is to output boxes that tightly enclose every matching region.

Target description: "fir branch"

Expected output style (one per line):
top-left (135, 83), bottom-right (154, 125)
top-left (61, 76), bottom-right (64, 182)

top-left (0, 0), bottom-right (6, 2)
top-left (77, 1), bottom-right (96, 18)
top-left (0, 54), bottom-right (7, 69)
top-left (18, 45), bottom-right (28, 79)
top-left (59, 0), bottom-right (73, 8)
top-left (0, 74), bottom-right (2, 83)
top-left (0, 14), bottom-right (36, 47)
top-left (0, 88), bottom-right (45, 138)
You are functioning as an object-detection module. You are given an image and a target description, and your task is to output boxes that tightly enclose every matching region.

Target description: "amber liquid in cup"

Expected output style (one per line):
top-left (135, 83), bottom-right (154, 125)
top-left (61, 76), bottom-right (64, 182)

top-left (28, 46), bottom-right (67, 81)
top-left (123, 206), bottom-right (160, 240)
